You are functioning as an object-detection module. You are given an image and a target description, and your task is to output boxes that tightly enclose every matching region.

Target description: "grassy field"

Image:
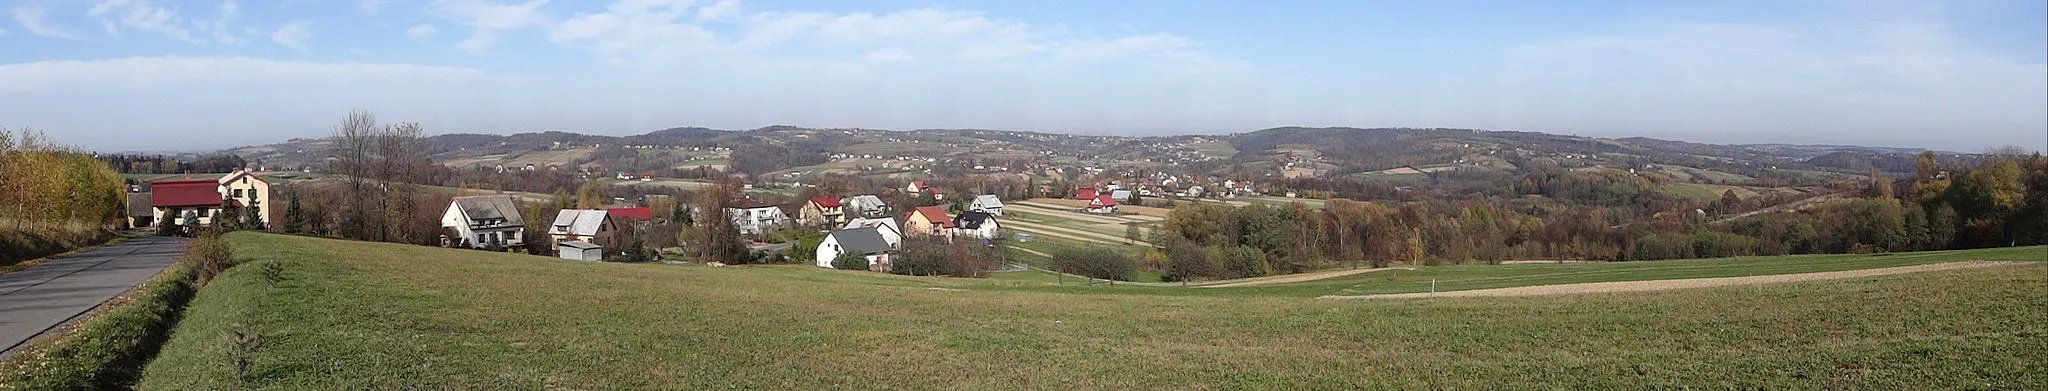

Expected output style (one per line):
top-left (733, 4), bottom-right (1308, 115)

top-left (139, 233), bottom-right (2047, 389)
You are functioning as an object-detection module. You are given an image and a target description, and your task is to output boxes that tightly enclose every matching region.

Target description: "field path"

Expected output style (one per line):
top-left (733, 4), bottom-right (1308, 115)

top-left (1321, 261), bottom-right (2027, 299)
top-left (1199, 267), bottom-right (1413, 288)
top-left (1007, 204), bottom-right (1141, 225)
top-left (1005, 220), bottom-right (1153, 247)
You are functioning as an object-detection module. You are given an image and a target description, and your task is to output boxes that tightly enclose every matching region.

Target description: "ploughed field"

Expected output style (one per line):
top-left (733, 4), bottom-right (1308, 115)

top-left (139, 233), bottom-right (2047, 389)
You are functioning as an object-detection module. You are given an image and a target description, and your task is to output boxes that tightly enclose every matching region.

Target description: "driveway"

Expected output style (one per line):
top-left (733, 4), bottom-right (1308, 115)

top-left (0, 235), bottom-right (188, 355)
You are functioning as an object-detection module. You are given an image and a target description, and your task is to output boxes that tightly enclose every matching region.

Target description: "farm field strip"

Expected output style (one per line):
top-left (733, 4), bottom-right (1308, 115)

top-left (1329, 261), bottom-right (2034, 299)
top-left (1003, 219), bottom-right (1152, 247)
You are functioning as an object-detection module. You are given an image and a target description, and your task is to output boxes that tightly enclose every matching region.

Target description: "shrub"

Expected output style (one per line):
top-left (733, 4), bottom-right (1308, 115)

top-left (1051, 247), bottom-right (1135, 281)
top-left (891, 238), bottom-right (995, 277)
top-left (1219, 245), bottom-right (1270, 279)
top-left (831, 252), bottom-right (870, 271)
top-left (0, 265), bottom-right (195, 390)
top-left (181, 231), bottom-right (237, 285)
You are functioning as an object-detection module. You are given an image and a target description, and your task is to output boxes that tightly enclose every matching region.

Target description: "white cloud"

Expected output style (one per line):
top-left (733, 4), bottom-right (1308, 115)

top-left (696, 0), bottom-right (739, 20)
top-left (550, 0), bottom-right (718, 63)
top-left (11, 7), bottom-right (89, 40)
top-left (0, 56), bottom-right (485, 92)
top-left (360, 0), bottom-right (393, 15)
top-left (270, 21), bottom-right (311, 50)
top-left (87, 0), bottom-right (201, 43)
top-left (407, 24), bottom-right (440, 41)
top-left (431, 0), bottom-right (552, 52)
top-left (863, 47), bottom-right (915, 64)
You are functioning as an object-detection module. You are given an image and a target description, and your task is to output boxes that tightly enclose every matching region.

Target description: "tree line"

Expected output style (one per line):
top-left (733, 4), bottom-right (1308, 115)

top-left (1, 128), bottom-right (127, 263)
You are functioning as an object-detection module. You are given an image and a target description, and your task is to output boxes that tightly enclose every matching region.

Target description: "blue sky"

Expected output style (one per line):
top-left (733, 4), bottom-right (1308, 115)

top-left (1, 0), bottom-right (2042, 153)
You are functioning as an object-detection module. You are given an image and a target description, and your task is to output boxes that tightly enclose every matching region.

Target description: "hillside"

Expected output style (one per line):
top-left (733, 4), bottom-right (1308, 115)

top-left (138, 233), bottom-right (2048, 389)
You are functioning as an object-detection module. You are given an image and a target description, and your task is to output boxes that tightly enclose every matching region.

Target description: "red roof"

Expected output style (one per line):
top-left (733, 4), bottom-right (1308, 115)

top-left (151, 180), bottom-right (221, 208)
top-left (910, 180), bottom-right (928, 190)
top-left (606, 207), bottom-right (653, 220)
top-left (1074, 187), bottom-right (1097, 200)
top-left (1091, 195), bottom-right (1118, 208)
top-left (912, 206), bottom-right (954, 228)
top-left (810, 195), bottom-right (841, 208)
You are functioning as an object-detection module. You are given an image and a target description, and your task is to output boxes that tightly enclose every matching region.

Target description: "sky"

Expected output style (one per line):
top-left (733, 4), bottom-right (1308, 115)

top-left (0, 0), bottom-right (2042, 153)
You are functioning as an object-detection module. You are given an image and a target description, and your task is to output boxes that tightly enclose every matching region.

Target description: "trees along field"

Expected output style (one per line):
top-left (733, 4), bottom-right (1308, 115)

top-left (0, 128), bottom-right (128, 264)
top-left (1148, 151), bottom-right (2048, 280)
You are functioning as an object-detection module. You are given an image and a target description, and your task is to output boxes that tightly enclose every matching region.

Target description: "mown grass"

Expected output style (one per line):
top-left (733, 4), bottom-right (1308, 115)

top-left (139, 233), bottom-right (2047, 389)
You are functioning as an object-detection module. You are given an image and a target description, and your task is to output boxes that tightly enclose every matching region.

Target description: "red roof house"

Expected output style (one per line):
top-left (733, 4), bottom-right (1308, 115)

top-left (151, 180), bottom-right (224, 208)
top-left (605, 207), bottom-right (653, 221)
top-left (1074, 187), bottom-right (1097, 200)
top-left (1086, 194), bottom-right (1118, 214)
top-left (810, 195), bottom-right (842, 208)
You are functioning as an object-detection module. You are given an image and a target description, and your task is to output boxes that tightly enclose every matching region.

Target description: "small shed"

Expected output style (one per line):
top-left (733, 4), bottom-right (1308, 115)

top-left (559, 241), bottom-right (603, 261)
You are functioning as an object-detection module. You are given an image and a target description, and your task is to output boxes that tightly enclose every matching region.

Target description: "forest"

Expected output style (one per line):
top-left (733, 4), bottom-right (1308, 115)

top-left (0, 128), bottom-right (127, 265)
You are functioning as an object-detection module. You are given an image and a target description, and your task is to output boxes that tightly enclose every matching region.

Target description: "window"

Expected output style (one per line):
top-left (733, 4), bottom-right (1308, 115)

top-left (233, 189), bottom-right (244, 198)
top-left (477, 234), bottom-right (486, 245)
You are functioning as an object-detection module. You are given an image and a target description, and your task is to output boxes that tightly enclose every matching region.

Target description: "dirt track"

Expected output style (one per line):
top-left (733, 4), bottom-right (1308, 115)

top-left (1321, 261), bottom-right (2026, 299)
top-left (1200, 267), bottom-right (1413, 288)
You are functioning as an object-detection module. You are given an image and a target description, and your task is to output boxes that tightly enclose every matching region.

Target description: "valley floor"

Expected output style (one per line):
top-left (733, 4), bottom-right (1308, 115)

top-left (139, 233), bottom-right (2047, 389)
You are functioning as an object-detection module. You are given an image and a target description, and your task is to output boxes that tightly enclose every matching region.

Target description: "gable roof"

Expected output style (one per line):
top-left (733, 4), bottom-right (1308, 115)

top-left (827, 227), bottom-right (893, 254)
top-left (151, 180), bottom-right (221, 208)
top-left (1091, 195), bottom-right (1118, 207)
top-left (952, 210), bottom-right (996, 230)
top-left (726, 198), bottom-right (778, 210)
top-left (452, 195), bottom-right (525, 227)
top-left (1074, 187), bottom-right (1098, 200)
top-left (550, 209), bottom-right (610, 236)
top-left (216, 169), bottom-right (264, 185)
top-left (909, 180), bottom-right (928, 190)
top-left (843, 195), bottom-right (887, 210)
top-left (606, 207), bottom-right (653, 221)
top-left (810, 195), bottom-right (842, 208)
top-left (910, 206), bottom-right (953, 228)
top-left (971, 194), bottom-right (1003, 208)
top-left (842, 217), bottom-right (901, 233)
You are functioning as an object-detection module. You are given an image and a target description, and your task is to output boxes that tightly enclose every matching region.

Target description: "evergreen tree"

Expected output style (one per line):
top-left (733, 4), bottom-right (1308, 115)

top-left (283, 187), bottom-right (307, 234)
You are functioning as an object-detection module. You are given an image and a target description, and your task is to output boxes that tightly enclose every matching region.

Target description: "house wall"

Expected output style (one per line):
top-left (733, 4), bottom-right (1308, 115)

top-left (221, 176), bottom-right (271, 225)
top-left (154, 206), bottom-right (218, 226)
top-left (815, 235), bottom-right (842, 268)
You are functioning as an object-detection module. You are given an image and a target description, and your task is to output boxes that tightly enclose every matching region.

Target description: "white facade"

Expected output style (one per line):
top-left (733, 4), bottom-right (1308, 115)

top-left (441, 195), bottom-right (526, 249)
top-left (559, 241), bottom-right (603, 261)
top-left (968, 195), bottom-right (1005, 216)
top-left (725, 206), bottom-right (791, 236)
top-left (217, 170), bottom-right (272, 226)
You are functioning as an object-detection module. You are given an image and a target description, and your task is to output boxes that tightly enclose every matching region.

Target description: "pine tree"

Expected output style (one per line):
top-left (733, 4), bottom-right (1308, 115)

top-left (283, 187), bottom-right (306, 234)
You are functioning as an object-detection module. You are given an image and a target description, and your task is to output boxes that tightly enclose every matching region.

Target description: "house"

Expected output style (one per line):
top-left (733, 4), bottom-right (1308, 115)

top-left (968, 195), bottom-right (1004, 216)
top-left (1185, 185), bottom-right (1205, 198)
top-left (1086, 195), bottom-right (1118, 214)
top-left (905, 180), bottom-right (929, 193)
top-left (217, 169), bottom-right (272, 227)
top-left (903, 206), bottom-right (954, 236)
top-left (724, 199), bottom-right (791, 236)
top-left (928, 187), bottom-right (946, 201)
top-left (151, 180), bottom-right (226, 228)
top-left (558, 241), bottom-right (603, 261)
top-left (815, 227), bottom-right (895, 271)
top-left (441, 195), bottom-right (526, 249)
top-left (842, 195), bottom-right (891, 218)
top-left (798, 195), bottom-right (845, 226)
top-left (951, 210), bottom-right (1000, 239)
top-left (126, 192), bottom-right (154, 229)
top-left (1109, 190), bottom-right (1133, 202)
top-left (548, 209), bottom-right (615, 251)
top-left (1073, 187), bottom-right (1098, 201)
top-left (841, 217), bottom-right (903, 248)
top-left (606, 207), bottom-right (656, 226)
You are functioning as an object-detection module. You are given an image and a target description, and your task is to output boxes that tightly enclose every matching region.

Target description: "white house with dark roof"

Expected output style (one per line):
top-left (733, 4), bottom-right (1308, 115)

top-left (842, 195), bottom-right (891, 218)
top-left (441, 195), bottom-right (526, 248)
top-left (816, 227), bottom-right (896, 271)
top-left (841, 217), bottom-right (903, 248)
top-left (951, 210), bottom-right (1001, 239)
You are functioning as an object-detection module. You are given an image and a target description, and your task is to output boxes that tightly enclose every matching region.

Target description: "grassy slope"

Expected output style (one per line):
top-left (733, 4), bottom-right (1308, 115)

top-left (1004, 246), bottom-right (2047, 298)
top-left (141, 233), bottom-right (2047, 389)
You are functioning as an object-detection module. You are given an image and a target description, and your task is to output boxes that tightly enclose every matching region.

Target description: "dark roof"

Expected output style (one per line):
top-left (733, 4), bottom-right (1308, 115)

top-left (127, 193), bottom-right (154, 217)
top-left (151, 180), bottom-right (220, 208)
top-left (726, 198), bottom-right (778, 209)
top-left (453, 195), bottom-right (524, 227)
top-left (828, 227), bottom-right (893, 254)
top-left (952, 210), bottom-right (995, 229)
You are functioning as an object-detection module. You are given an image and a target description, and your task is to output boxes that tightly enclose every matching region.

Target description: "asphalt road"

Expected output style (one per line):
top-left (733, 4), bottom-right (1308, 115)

top-left (0, 236), bottom-right (188, 355)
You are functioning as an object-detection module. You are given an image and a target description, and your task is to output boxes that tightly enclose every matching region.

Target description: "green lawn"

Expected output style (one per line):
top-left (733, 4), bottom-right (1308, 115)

top-left (139, 233), bottom-right (2047, 389)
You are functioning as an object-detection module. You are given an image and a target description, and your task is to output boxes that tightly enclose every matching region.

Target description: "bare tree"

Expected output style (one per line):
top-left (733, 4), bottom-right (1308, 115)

top-left (332, 111), bottom-right (379, 240)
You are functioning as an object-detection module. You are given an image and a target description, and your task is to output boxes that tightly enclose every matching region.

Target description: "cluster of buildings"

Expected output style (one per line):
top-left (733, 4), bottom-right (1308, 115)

top-left (134, 169), bottom-right (273, 230)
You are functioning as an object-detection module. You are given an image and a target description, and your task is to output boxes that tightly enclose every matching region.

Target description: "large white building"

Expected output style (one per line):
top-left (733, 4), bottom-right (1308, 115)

top-left (441, 195), bottom-right (526, 248)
